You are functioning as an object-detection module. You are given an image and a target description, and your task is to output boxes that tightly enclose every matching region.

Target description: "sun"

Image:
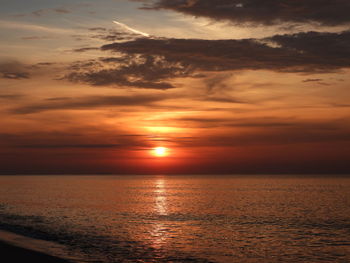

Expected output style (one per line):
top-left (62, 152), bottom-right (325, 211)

top-left (153, 147), bottom-right (167, 157)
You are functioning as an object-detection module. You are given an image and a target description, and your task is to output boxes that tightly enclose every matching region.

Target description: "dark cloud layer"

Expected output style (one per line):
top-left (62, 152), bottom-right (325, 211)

top-left (19, 143), bottom-right (122, 149)
top-left (65, 30), bottom-right (350, 89)
top-left (11, 94), bottom-right (172, 114)
top-left (1, 117), bottom-right (349, 174)
top-left (270, 31), bottom-right (350, 61)
top-left (0, 129), bottom-right (153, 153)
top-left (139, 0), bottom-right (350, 26)
top-left (101, 31), bottom-right (350, 73)
top-left (66, 54), bottom-right (193, 89)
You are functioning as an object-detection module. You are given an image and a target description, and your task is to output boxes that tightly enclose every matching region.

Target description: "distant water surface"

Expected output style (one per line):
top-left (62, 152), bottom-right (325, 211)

top-left (0, 175), bottom-right (349, 262)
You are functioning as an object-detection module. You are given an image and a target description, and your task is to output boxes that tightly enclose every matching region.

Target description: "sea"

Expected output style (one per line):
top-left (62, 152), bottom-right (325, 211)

top-left (0, 175), bottom-right (349, 262)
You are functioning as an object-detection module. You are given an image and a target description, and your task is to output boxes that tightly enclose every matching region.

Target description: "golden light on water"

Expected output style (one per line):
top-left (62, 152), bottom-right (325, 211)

top-left (151, 178), bottom-right (168, 249)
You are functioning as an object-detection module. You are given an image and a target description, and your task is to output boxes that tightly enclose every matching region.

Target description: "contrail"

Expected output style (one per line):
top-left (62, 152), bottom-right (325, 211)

top-left (113, 20), bottom-right (150, 37)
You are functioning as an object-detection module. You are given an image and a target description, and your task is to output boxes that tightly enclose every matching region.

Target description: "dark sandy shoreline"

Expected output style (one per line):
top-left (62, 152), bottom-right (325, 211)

top-left (0, 241), bottom-right (70, 262)
top-left (0, 230), bottom-right (78, 262)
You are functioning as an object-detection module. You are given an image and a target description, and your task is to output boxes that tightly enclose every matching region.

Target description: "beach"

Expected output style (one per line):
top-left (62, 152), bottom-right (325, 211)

top-left (0, 230), bottom-right (77, 262)
top-left (0, 241), bottom-right (69, 262)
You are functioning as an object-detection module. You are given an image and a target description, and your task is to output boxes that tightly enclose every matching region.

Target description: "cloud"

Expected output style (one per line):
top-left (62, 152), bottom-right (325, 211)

top-left (90, 27), bottom-right (146, 42)
top-left (19, 144), bottom-right (123, 149)
top-left (53, 8), bottom-right (71, 14)
top-left (11, 94), bottom-right (172, 114)
top-left (89, 27), bottom-right (107, 31)
top-left (72, 27), bottom-right (144, 44)
top-left (66, 70), bottom-right (176, 90)
top-left (0, 129), bottom-right (153, 151)
top-left (192, 130), bottom-right (350, 149)
top-left (21, 36), bottom-right (55, 40)
top-left (178, 119), bottom-right (350, 147)
top-left (0, 94), bottom-right (23, 100)
top-left (0, 19), bottom-right (72, 33)
top-left (202, 96), bottom-right (245, 104)
top-left (63, 30), bottom-right (350, 89)
top-left (101, 30), bottom-right (350, 73)
top-left (203, 73), bottom-right (234, 94)
top-left (138, 0), bottom-right (350, 26)
top-left (72, 47), bottom-right (100, 53)
top-left (32, 9), bottom-right (46, 17)
top-left (36, 62), bottom-right (56, 67)
top-left (1, 72), bottom-right (29, 79)
top-left (0, 61), bottom-right (30, 80)
top-left (173, 116), bottom-right (347, 129)
top-left (269, 31), bottom-right (350, 63)
top-left (32, 7), bottom-right (71, 17)
top-left (65, 54), bottom-right (193, 89)
top-left (331, 103), bottom-right (350, 108)
top-left (303, 78), bottom-right (323, 83)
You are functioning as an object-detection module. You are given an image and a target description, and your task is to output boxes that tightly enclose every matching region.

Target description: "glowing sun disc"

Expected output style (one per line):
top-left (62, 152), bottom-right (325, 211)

top-left (153, 147), bottom-right (167, 157)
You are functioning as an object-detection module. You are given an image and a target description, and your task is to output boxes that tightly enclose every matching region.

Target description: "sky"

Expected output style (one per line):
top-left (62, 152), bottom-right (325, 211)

top-left (0, 0), bottom-right (350, 175)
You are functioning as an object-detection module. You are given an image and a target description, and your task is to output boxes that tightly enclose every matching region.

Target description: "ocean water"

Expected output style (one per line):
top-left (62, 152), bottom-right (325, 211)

top-left (0, 175), bottom-right (349, 262)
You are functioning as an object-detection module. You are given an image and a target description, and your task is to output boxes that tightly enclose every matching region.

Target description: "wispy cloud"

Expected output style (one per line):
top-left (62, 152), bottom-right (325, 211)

top-left (10, 94), bottom-right (174, 114)
top-left (0, 20), bottom-right (72, 33)
top-left (0, 61), bottom-right (30, 80)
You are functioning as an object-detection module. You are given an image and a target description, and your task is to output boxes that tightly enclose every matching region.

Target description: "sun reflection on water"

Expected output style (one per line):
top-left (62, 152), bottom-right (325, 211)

top-left (155, 178), bottom-right (167, 216)
top-left (151, 178), bottom-right (168, 249)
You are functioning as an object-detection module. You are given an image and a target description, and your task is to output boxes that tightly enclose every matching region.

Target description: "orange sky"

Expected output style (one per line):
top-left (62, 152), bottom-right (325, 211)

top-left (0, 0), bottom-right (350, 174)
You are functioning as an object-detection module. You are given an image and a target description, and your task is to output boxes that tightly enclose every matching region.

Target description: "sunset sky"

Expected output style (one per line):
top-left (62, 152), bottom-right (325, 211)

top-left (1, 0), bottom-right (350, 174)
